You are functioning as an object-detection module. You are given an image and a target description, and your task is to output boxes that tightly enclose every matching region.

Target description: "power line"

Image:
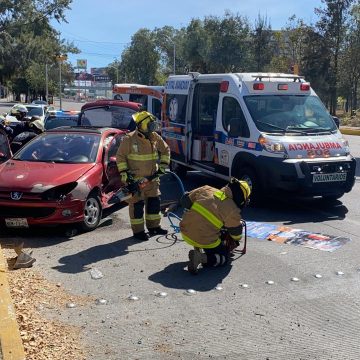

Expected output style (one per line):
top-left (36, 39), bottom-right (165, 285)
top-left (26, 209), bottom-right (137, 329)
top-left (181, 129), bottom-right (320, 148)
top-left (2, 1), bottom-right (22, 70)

top-left (68, 38), bottom-right (130, 45)
top-left (77, 52), bottom-right (121, 57)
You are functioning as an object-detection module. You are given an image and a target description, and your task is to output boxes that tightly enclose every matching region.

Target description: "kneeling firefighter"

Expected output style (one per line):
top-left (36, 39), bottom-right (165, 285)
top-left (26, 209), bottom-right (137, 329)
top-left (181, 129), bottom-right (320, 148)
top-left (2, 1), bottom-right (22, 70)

top-left (179, 178), bottom-right (251, 274)
top-left (116, 111), bottom-right (170, 241)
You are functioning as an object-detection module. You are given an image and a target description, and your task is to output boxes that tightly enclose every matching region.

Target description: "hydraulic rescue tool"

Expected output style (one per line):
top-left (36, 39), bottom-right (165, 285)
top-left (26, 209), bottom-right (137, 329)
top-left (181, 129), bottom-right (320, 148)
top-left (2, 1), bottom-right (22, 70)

top-left (108, 173), bottom-right (159, 204)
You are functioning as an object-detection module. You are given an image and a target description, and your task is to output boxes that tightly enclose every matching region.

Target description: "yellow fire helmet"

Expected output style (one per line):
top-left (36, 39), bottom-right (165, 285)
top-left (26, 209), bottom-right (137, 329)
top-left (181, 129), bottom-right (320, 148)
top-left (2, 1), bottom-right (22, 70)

top-left (228, 177), bottom-right (251, 208)
top-left (132, 111), bottom-right (157, 133)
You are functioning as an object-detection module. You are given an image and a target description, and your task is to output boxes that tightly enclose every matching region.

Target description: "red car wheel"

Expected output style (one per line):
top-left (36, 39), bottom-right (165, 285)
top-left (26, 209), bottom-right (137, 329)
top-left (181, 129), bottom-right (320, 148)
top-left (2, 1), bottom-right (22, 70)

top-left (81, 194), bottom-right (102, 231)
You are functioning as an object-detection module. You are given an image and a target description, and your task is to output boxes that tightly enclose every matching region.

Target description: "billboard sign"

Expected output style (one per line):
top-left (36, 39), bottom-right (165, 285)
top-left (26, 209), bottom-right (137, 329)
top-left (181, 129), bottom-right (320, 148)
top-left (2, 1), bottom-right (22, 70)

top-left (75, 72), bottom-right (93, 81)
top-left (91, 67), bottom-right (108, 76)
top-left (77, 59), bottom-right (87, 69)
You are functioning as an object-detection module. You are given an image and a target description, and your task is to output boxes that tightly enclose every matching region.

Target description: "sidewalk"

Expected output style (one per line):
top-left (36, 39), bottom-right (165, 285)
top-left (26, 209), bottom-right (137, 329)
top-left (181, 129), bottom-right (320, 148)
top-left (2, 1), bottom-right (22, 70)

top-left (340, 126), bottom-right (360, 136)
top-left (0, 246), bottom-right (25, 360)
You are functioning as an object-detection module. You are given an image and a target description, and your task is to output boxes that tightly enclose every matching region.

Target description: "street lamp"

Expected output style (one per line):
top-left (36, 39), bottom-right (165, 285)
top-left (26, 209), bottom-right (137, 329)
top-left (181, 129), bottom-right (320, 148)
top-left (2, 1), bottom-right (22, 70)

top-left (56, 54), bottom-right (67, 109)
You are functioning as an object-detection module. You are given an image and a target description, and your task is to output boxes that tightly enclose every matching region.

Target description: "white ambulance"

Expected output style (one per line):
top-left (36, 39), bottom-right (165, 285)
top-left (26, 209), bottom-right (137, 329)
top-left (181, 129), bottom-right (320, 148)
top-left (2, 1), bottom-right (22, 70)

top-left (162, 72), bottom-right (356, 202)
top-left (112, 83), bottom-right (164, 120)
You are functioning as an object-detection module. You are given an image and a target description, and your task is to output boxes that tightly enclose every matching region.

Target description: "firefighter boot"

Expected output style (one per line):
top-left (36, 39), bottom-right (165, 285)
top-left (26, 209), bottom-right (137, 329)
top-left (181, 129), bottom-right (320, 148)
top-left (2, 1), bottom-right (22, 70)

top-left (148, 227), bottom-right (168, 236)
top-left (133, 231), bottom-right (150, 241)
top-left (13, 252), bottom-right (36, 269)
top-left (188, 249), bottom-right (207, 275)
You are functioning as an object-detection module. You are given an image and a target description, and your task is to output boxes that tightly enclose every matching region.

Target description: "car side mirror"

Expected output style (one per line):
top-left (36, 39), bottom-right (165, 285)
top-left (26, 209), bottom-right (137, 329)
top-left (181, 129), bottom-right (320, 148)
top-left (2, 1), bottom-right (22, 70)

top-left (333, 116), bottom-right (340, 128)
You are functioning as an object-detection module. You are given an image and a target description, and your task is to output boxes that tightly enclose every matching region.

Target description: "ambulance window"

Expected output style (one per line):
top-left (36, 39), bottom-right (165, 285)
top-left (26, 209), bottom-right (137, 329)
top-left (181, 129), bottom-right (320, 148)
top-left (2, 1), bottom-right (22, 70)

top-left (222, 97), bottom-right (250, 138)
top-left (192, 83), bottom-right (220, 136)
top-left (129, 94), bottom-right (148, 108)
top-left (152, 98), bottom-right (162, 119)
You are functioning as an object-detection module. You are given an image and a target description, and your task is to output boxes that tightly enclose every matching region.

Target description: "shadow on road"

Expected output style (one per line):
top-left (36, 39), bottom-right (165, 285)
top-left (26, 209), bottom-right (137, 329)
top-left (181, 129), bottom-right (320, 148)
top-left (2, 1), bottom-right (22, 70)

top-left (53, 235), bottom-right (138, 274)
top-left (52, 233), bottom-right (180, 274)
top-left (148, 260), bottom-right (233, 292)
top-left (243, 197), bottom-right (349, 226)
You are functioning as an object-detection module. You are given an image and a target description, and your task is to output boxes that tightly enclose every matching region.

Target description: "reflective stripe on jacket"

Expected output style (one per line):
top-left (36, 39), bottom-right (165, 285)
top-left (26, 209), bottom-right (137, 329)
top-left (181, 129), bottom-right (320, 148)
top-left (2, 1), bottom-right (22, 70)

top-left (180, 185), bottom-right (242, 248)
top-left (116, 129), bottom-right (170, 178)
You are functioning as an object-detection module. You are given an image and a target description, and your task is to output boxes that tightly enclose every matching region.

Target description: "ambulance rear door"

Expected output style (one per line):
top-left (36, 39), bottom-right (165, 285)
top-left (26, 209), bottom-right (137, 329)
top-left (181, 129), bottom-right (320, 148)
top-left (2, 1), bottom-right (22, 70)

top-left (189, 79), bottom-right (221, 172)
top-left (162, 76), bottom-right (192, 164)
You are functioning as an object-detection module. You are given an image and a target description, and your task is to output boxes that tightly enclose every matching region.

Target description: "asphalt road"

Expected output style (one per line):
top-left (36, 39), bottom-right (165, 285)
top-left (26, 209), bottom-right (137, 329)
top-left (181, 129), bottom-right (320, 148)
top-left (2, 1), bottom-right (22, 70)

top-left (0, 99), bottom-right (360, 359)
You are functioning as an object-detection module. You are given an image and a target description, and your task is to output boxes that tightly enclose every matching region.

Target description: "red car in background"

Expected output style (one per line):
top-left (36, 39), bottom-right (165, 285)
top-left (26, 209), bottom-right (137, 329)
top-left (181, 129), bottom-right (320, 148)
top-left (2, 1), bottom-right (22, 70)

top-left (0, 127), bottom-right (126, 231)
top-left (78, 99), bottom-right (142, 129)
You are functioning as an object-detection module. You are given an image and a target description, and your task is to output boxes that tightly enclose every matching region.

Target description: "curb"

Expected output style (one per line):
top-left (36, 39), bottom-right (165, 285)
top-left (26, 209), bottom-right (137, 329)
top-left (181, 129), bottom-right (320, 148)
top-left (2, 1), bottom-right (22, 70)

top-left (340, 127), bottom-right (360, 136)
top-left (0, 246), bottom-right (25, 360)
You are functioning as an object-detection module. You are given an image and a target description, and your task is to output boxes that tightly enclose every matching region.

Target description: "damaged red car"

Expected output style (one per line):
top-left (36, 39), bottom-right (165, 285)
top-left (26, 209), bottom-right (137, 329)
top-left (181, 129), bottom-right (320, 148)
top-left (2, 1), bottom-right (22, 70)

top-left (0, 127), bottom-right (125, 231)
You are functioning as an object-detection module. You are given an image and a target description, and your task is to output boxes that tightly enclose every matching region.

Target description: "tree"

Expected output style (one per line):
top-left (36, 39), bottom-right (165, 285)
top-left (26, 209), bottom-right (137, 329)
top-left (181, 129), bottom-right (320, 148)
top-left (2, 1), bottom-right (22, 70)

top-left (315, 0), bottom-right (355, 114)
top-left (181, 19), bottom-right (209, 73)
top-left (0, 0), bottom-right (71, 33)
top-left (301, 28), bottom-right (331, 105)
top-left (204, 12), bottom-right (252, 73)
top-left (338, 4), bottom-right (360, 113)
top-left (283, 15), bottom-right (310, 74)
top-left (120, 29), bottom-right (160, 84)
top-left (0, 0), bottom-right (77, 99)
top-left (251, 14), bottom-right (273, 71)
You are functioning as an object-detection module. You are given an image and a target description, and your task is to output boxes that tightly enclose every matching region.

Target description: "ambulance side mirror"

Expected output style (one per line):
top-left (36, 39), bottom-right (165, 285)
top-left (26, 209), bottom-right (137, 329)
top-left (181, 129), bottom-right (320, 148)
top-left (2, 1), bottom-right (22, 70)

top-left (332, 116), bottom-right (340, 128)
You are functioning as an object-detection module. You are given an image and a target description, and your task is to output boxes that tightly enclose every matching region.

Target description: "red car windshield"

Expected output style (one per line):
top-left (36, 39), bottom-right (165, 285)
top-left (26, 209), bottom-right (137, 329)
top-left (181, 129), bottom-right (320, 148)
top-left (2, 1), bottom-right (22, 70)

top-left (14, 133), bottom-right (100, 163)
top-left (80, 106), bottom-right (136, 130)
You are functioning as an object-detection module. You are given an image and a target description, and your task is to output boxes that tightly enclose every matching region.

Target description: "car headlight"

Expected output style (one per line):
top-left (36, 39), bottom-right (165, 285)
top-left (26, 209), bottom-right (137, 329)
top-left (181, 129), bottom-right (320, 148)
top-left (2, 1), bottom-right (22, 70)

top-left (258, 135), bottom-right (286, 155)
top-left (340, 137), bottom-right (350, 155)
top-left (42, 182), bottom-right (77, 201)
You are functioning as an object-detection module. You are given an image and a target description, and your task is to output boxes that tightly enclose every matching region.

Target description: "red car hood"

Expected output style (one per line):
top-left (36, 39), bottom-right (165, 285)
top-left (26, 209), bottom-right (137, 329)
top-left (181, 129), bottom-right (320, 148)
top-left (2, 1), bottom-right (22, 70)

top-left (0, 161), bottom-right (95, 191)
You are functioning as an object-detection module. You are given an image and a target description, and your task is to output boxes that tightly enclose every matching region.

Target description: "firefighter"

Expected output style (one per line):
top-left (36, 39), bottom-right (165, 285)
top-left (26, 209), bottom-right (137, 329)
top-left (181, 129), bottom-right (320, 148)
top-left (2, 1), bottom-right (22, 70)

top-left (10, 116), bottom-right (44, 154)
top-left (179, 178), bottom-right (251, 274)
top-left (9, 104), bottom-right (29, 122)
top-left (116, 111), bottom-right (170, 241)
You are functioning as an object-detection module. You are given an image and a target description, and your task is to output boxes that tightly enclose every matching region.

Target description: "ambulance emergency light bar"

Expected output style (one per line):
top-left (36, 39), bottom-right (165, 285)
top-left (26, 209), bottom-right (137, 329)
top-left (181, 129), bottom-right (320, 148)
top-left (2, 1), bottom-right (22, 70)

top-left (253, 82), bottom-right (310, 91)
top-left (252, 74), bottom-right (305, 82)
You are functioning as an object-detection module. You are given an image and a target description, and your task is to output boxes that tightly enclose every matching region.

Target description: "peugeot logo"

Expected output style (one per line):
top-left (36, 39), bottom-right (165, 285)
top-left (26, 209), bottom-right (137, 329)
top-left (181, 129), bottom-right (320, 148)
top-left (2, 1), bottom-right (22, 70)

top-left (10, 192), bottom-right (23, 200)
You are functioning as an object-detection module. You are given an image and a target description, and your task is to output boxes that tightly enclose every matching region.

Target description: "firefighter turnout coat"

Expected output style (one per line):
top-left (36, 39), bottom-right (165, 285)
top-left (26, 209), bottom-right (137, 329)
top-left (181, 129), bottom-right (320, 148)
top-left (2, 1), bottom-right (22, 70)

top-left (116, 129), bottom-right (170, 232)
top-left (116, 129), bottom-right (170, 180)
top-left (180, 185), bottom-right (243, 248)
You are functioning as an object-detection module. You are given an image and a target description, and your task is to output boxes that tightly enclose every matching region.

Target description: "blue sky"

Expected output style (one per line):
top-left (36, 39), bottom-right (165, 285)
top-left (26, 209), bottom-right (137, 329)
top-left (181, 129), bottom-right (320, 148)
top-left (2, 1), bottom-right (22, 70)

top-left (52, 0), bottom-right (323, 70)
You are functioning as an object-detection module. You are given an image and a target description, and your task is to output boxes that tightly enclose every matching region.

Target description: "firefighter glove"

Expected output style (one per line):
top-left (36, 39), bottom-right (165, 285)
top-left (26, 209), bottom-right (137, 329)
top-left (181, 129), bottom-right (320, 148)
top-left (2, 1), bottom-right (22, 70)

top-left (158, 164), bottom-right (167, 175)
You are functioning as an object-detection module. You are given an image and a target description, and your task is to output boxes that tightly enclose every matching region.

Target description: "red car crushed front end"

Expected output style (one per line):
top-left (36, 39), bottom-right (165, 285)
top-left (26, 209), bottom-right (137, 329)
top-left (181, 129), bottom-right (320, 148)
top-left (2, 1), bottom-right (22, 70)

top-left (0, 127), bottom-right (126, 231)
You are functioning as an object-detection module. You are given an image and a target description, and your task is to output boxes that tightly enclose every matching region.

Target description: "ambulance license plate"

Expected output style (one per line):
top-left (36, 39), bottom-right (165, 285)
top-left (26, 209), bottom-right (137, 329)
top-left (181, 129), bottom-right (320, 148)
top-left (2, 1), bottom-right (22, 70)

top-left (313, 173), bottom-right (347, 183)
top-left (5, 218), bottom-right (29, 228)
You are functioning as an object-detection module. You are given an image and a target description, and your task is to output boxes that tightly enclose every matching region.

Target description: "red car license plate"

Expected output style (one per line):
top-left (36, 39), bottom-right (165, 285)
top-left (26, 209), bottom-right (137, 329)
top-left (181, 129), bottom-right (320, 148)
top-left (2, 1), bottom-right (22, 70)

top-left (5, 218), bottom-right (29, 228)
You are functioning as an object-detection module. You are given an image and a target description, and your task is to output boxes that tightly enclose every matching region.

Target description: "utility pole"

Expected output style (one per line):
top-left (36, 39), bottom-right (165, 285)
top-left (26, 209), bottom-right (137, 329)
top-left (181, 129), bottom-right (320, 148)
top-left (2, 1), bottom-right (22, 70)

top-left (173, 42), bottom-right (176, 75)
top-left (59, 59), bottom-right (62, 109)
top-left (56, 54), bottom-right (67, 110)
top-left (45, 64), bottom-right (49, 102)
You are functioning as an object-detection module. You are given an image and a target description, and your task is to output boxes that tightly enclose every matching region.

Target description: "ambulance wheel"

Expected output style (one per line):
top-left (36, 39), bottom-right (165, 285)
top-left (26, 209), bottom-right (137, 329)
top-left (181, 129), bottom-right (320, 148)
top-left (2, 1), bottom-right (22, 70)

top-left (170, 161), bottom-right (187, 179)
top-left (235, 167), bottom-right (262, 205)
